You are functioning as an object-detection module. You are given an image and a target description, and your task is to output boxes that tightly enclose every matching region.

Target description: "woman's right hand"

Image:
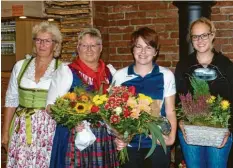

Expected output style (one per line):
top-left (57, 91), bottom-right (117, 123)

top-left (1, 131), bottom-right (9, 152)
top-left (179, 120), bottom-right (187, 142)
top-left (114, 138), bottom-right (127, 151)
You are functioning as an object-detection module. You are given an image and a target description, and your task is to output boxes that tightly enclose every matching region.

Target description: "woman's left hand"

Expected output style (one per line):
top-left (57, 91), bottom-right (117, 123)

top-left (217, 131), bottom-right (230, 148)
top-left (149, 134), bottom-right (175, 146)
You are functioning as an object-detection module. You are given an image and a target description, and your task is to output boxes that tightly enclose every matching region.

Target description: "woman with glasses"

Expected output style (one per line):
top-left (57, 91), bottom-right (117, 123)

top-left (175, 17), bottom-right (233, 168)
top-left (113, 27), bottom-right (177, 168)
top-left (1, 22), bottom-right (62, 167)
top-left (47, 28), bottom-right (119, 168)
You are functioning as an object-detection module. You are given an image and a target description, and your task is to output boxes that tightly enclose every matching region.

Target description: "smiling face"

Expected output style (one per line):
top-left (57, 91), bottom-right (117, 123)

top-left (191, 23), bottom-right (215, 53)
top-left (77, 34), bottom-right (102, 65)
top-left (133, 36), bottom-right (157, 66)
top-left (34, 32), bottom-right (57, 59)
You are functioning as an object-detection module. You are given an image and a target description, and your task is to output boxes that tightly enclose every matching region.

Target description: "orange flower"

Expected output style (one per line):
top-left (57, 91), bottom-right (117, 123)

top-left (79, 94), bottom-right (90, 102)
top-left (63, 92), bottom-right (77, 101)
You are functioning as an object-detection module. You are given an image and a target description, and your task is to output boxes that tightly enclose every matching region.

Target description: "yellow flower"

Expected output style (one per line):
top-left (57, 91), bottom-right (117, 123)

top-left (75, 103), bottom-right (89, 113)
top-left (206, 96), bottom-right (216, 104)
top-left (138, 93), bottom-right (153, 104)
top-left (221, 100), bottom-right (230, 110)
top-left (93, 95), bottom-right (107, 105)
top-left (63, 92), bottom-right (77, 101)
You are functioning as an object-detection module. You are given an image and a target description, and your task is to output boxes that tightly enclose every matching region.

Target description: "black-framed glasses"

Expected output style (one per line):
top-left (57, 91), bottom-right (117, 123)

top-left (33, 38), bottom-right (56, 46)
top-left (191, 33), bottom-right (212, 41)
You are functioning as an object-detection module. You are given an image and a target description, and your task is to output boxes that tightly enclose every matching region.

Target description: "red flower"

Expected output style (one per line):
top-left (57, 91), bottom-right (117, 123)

top-left (110, 115), bottom-right (120, 124)
top-left (128, 86), bottom-right (136, 95)
top-left (91, 105), bottom-right (100, 113)
top-left (123, 107), bottom-right (131, 118)
top-left (122, 92), bottom-right (129, 101)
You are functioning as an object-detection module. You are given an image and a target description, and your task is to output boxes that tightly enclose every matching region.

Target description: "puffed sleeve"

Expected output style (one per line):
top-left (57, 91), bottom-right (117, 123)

top-left (5, 60), bottom-right (24, 107)
top-left (46, 64), bottom-right (73, 106)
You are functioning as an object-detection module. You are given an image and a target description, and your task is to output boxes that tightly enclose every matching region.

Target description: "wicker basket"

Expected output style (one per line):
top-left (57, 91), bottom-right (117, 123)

top-left (184, 125), bottom-right (228, 147)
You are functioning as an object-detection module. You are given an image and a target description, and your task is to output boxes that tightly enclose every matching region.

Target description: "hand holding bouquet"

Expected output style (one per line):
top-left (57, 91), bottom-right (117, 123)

top-left (92, 86), bottom-right (171, 164)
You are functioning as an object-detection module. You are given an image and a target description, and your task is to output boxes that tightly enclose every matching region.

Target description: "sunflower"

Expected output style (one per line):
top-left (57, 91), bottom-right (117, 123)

top-left (75, 103), bottom-right (90, 113)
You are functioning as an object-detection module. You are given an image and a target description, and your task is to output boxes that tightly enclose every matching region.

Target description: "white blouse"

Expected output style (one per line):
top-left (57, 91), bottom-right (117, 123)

top-left (46, 63), bottom-right (116, 106)
top-left (5, 58), bottom-right (60, 107)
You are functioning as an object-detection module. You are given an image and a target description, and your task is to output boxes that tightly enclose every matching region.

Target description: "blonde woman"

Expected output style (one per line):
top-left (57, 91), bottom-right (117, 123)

top-left (1, 22), bottom-right (62, 168)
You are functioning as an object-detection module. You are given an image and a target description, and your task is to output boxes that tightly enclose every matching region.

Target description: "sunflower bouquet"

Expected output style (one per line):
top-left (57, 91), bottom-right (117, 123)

top-left (177, 77), bottom-right (231, 147)
top-left (92, 85), bottom-right (171, 164)
top-left (50, 86), bottom-right (101, 129)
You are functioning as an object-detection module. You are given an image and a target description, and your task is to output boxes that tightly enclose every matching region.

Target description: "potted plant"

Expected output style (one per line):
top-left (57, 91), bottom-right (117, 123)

top-left (177, 77), bottom-right (231, 147)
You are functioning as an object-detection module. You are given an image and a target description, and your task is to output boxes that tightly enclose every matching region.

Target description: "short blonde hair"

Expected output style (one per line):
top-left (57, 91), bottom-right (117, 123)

top-left (78, 28), bottom-right (102, 45)
top-left (32, 21), bottom-right (62, 57)
top-left (188, 17), bottom-right (216, 41)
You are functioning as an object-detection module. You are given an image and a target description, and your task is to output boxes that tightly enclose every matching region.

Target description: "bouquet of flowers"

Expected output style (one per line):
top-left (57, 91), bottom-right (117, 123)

top-left (92, 85), bottom-right (171, 164)
top-left (50, 86), bottom-right (101, 129)
top-left (177, 77), bottom-right (231, 146)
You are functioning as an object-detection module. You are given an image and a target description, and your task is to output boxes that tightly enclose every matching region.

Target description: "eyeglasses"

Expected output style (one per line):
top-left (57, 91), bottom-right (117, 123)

top-left (33, 38), bottom-right (56, 46)
top-left (191, 33), bottom-right (212, 41)
top-left (134, 44), bottom-right (154, 52)
top-left (79, 44), bottom-right (101, 50)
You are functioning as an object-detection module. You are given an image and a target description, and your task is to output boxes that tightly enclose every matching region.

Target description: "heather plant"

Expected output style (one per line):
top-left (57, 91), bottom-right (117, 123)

top-left (177, 78), bottom-right (231, 128)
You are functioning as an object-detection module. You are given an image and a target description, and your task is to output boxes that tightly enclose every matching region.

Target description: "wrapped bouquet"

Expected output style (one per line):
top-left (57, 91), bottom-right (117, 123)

top-left (91, 85), bottom-right (171, 163)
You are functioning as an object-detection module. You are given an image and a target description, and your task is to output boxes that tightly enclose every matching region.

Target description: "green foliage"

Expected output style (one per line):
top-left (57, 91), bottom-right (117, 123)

top-left (190, 77), bottom-right (210, 99)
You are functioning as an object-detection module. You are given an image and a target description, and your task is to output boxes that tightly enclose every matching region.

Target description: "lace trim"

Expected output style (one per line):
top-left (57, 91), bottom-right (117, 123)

top-left (24, 58), bottom-right (56, 82)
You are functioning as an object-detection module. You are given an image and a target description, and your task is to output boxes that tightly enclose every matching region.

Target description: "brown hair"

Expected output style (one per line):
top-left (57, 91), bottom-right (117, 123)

top-left (130, 27), bottom-right (159, 55)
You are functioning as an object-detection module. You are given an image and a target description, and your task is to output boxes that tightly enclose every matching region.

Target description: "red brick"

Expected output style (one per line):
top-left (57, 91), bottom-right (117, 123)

top-left (220, 7), bottom-right (233, 14)
top-left (108, 13), bottom-right (124, 20)
top-left (156, 10), bottom-right (178, 18)
top-left (109, 41), bottom-right (131, 47)
top-left (229, 38), bottom-right (233, 44)
top-left (157, 54), bottom-right (165, 60)
top-left (125, 12), bottom-right (147, 19)
top-left (109, 34), bottom-right (122, 41)
top-left (152, 18), bottom-right (177, 24)
top-left (160, 39), bottom-right (177, 45)
top-left (165, 54), bottom-right (179, 61)
top-left (214, 38), bottom-right (229, 45)
top-left (229, 15), bottom-right (233, 21)
top-left (216, 30), bottom-right (233, 37)
top-left (172, 61), bottom-right (179, 67)
top-left (108, 26), bottom-right (134, 33)
top-left (211, 7), bottom-right (220, 14)
top-left (112, 4), bottom-right (138, 13)
top-left (156, 61), bottom-right (171, 67)
top-left (139, 2), bottom-right (168, 11)
top-left (110, 54), bottom-right (133, 61)
top-left (214, 22), bottom-right (233, 29)
top-left (170, 32), bottom-right (179, 38)
top-left (153, 25), bottom-right (166, 32)
top-left (131, 18), bottom-right (152, 25)
top-left (117, 47), bottom-right (130, 54)
top-left (222, 45), bottom-right (233, 52)
top-left (211, 15), bottom-right (228, 21)
top-left (109, 48), bottom-right (116, 54)
top-left (109, 20), bottom-right (129, 27)
top-left (158, 32), bottom-right (169, 39)
top-left (215, 1), bottom-right (233, 6)
top-left (94, 5), bottom-right (108, 13)
top-left (122, 61), bottom-right (133, 68)
top-left (165, 24), bottom-right (179, 31)
top-left (123, 34), bottom-right (131, 41)
top-left (160, 46), bottom-right (179, 53)
top-left (146, 11), bottom-right (158, 17)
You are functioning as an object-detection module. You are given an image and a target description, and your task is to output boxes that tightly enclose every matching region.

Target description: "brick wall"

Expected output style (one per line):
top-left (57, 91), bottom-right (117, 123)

top-left (1, 1), bottom-right (233, 167)
top-left (211, 1), bottom-right (233, 60)
top-left (93, 1), bottom-right (233, 71)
